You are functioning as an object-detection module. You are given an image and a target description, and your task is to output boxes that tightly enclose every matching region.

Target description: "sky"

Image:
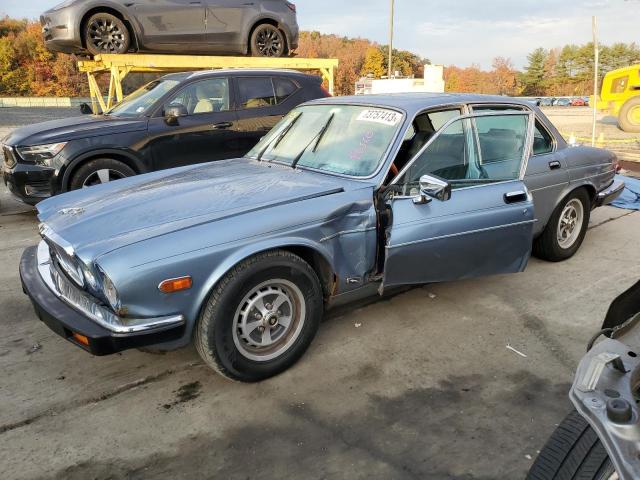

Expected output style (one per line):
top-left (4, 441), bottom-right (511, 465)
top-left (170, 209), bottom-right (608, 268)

top-left (1, 0), bottom-right (638, 69)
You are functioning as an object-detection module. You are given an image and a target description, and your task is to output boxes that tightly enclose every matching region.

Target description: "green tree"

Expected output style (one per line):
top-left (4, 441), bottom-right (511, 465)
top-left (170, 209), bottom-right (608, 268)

top-left (521, 47), bottom-right (547, 95)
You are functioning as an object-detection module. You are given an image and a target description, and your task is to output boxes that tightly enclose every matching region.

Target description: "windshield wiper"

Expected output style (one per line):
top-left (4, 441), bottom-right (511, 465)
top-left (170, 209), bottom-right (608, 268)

top-left (290, 113), bottom-right (335, 170)
top-left (256, 112), bottom-right (303, 162)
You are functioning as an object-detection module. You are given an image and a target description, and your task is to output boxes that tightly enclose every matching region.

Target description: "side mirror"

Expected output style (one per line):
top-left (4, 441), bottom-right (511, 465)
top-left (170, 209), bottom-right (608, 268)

top-left (164, 104), bottom-right (188, 125)
top-left (79, 103), bottom-right (93, 115)
top-left (413, 174), bottom-right (452, 204)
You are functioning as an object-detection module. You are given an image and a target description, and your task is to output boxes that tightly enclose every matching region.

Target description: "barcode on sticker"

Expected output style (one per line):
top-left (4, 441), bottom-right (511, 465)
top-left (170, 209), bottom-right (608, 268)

top-left (356, 109), bottom-right (400, 126)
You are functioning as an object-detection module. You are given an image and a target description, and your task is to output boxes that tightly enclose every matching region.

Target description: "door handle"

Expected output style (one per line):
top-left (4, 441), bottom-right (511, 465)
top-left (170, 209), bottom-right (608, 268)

top-left (212, 122), bottom-right (233, 130)
top-left (548, 160), bottom-right (561, 170)
top-left (504, 191), bottom-right (528, 204)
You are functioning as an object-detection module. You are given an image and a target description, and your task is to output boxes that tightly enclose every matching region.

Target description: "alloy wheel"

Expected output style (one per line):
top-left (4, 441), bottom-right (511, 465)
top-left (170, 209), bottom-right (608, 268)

top-left (255, 27), bottom-right (284, 57)
top-left (557, 198), bottom-right (584, 249)
top-left (233, 279), bottom-right (305, 361)
top-left (82, 168), bottom-right (126, 188)
top-left (87, 17), bottom-right (127, 53)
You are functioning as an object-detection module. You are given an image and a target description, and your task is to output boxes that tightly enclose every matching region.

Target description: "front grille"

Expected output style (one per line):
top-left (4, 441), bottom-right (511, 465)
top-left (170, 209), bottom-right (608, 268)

top-left (2, 145), bottom-right (17, 168)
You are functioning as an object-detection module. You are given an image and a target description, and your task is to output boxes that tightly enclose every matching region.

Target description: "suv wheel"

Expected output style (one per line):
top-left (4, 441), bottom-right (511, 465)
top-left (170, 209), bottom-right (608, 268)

top-left (69, 158), bottom-right (135, 190)
top-left (195, 250), bottom-right (323, 382)
top-left (84, 13), bottom-right (131, 56)
top-left (533, 188), bottom-right (591, 262)
top-left (250, 24), bottom-right (286, 57)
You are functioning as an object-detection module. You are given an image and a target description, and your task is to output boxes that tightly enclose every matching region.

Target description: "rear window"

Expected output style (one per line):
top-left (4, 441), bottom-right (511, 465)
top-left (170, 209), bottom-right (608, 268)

top-left (611, 76), bottom-right (628, 94)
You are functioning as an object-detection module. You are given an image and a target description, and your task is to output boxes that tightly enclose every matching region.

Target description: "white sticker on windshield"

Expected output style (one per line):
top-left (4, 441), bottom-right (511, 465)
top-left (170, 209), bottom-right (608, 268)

top-left (356, 109), bottom-right (401, 126)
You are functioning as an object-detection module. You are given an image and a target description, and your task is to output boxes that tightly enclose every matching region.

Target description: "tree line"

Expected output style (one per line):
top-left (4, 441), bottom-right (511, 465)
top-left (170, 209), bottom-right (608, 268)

top-left (0, 15), bottom-right (639, 98)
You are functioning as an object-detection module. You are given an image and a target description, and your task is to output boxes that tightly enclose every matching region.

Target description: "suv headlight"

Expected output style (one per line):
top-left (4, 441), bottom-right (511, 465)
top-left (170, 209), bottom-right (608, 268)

top-left (17, 142), bottom-right (66, 166)
top-left (101, 271), bottom-right (120, 310)
top-left (81, 263), bottom-right (98, 290)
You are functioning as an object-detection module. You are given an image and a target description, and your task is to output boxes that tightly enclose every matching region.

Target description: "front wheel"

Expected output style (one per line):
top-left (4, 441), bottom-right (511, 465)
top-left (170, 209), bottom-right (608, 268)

top-left (195, 250), bottom-right (323, 382)
top-left (69, 158), bottom-right (135, 190)
top-left (618, 97), bottom-right (640, 134)
top-left (84, 13), bottom-right (131, 56)
top-left (533, 189), bottom-right (591, 262)
top-left (527, 410), bottom-right (616, 480)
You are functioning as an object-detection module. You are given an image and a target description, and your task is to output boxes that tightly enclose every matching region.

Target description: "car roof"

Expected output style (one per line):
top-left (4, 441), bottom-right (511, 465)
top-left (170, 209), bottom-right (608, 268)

top-left (160, 69), bottom-right (317, 82)
top-left (306, 93), bottom-right (534, 115)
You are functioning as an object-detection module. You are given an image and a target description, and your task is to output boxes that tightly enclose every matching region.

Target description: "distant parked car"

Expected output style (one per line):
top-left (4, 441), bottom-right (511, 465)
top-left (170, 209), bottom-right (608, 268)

top-left (41, 0), bottom-right (298, 57)
top-left (571, 97), bottom-right (587, 106)
top-left (555, 98), bottom-right (571, 107)
top-left (539, 98), bottom-right (553, 107)
top-left (20, 94), bottom-right (623, 381)
top-left (2, 69), bottom-right (329, 204)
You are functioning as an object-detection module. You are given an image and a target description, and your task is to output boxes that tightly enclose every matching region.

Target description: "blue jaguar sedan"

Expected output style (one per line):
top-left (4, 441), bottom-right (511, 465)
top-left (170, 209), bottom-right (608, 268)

top-left (20, 93), bottom-right (624, 381)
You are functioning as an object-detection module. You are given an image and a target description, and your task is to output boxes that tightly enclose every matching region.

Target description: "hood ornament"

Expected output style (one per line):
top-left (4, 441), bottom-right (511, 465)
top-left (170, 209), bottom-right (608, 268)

top-left (59, 207), bottom-right (85, 216)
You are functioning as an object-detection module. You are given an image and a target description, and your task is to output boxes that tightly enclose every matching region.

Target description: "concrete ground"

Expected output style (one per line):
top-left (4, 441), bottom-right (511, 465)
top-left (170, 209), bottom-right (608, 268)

top-left (0, 108), bottom-right (639, 480)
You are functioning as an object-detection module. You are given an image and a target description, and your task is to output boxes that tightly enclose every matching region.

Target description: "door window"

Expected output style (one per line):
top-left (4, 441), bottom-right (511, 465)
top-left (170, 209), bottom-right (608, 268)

top-left (274, 77), bottom-right (298, 103)
top-left (611, 76), bottom-right (628, 94)
top-left (532, 121), bottom-right (554, 155)
top-left (395, 113), bottom-right (530, 194)
top-left (165, 78), bottom-right (230, 115)
top-left (238, 77), bottom-right (277, 109)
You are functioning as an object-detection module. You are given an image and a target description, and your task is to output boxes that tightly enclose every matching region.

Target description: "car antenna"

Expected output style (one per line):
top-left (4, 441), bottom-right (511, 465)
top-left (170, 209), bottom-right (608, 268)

top-left (256, 111), bottom-right (303, 162)
top-left (291, 113), bottom-right (335, 170)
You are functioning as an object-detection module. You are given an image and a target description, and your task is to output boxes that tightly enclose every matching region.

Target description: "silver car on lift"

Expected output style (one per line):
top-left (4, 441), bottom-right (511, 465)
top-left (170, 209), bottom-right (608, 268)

top-left (40, 0), bottom-right (299, 57)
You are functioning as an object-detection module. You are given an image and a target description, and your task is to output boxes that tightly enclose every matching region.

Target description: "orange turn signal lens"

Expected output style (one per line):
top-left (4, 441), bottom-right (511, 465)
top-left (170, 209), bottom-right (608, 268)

top-left (158, 276), bottom-right (193, 293)
top-left (72, 332), bottom-right (89, 346)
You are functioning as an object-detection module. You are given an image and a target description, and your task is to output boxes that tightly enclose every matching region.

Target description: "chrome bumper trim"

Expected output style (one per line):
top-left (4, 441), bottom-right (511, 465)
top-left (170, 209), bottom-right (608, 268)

top-left (36, 241), bottom-right (185, 335)
top-left (596, 178), bottom-right (625, 207)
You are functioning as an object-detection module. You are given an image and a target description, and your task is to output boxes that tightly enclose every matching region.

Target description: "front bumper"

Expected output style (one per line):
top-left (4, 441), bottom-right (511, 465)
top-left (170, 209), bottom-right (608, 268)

top-left (2, 160), bottom-right (57, 205)
top-left (595, 178), bottom-right (625, 207)
top-left (20, 244), bottom-right (186, 355)
top-left (40, 8), bottom-right (83, 54)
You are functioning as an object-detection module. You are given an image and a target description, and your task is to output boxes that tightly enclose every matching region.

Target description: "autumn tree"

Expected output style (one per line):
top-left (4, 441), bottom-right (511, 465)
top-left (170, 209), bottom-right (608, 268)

top-left (490, 57), bottom-right (517, 95)
top-left (360, 47), bottom-right (385, 77)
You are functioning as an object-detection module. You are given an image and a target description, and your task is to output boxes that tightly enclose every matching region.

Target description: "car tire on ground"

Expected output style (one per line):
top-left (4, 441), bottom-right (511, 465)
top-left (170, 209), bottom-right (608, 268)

top-left (526, 410), bottom-right (616, 480)
top-left (195, 250), bottom-right (323, 382)
top-left (533, 188), bottom-right (591, 262)
top-left (69, 158), bottom-right (135, 190)
top-left (84, 13), bottom-right (131, 56)
top-left (250, 24), bottom-right (287, 57)
top-left (618, 97), bottom-right (640, 134)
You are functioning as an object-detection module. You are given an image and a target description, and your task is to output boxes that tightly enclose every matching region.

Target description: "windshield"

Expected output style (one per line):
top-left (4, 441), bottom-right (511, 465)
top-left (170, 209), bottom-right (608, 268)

top-left (106, 79), bottom-right (180, 117)
top-left (246, 104), bottom-right (403, 177)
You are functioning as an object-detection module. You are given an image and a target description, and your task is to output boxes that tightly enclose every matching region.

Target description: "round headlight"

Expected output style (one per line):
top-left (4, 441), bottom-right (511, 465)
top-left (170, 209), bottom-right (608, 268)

top-left (81, 263), bottom-right (97, 289)
top-left (101, 272), bottom-right (120, 310)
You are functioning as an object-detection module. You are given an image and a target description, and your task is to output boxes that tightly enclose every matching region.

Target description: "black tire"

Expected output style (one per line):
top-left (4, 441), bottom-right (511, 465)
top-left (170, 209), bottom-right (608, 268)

top-left (195, 250), bottom-right (323, 382)
top-left (618, 97), bottom-right (640, 134)
top-left (527, 410), bottom-right (615, 480)
top-left (84, 13), bottom-right (131, 56)
top-left (250, 24), bottom-right (287, 57)
top-left (533, 188), bottom-right (591, 262)
top-left (69, 158), bottom-right (135, 190)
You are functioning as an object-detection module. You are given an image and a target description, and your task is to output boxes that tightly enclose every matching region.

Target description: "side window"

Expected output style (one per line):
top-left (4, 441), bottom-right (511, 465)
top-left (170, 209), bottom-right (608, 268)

top-left (396, 113), bottom-right (530, 194)
top-left (165, 78), bottom-right (230, 115)
top-left (273, 77), bottom-right (298, 103)
top-left (611, 76), bottom-right (628, 94)
top-left (532, 121), bottom-right (554, 155)
top-left (237, 77), bottom-right (276, 109)
top-left (428, 110), bottom-right (460, 130)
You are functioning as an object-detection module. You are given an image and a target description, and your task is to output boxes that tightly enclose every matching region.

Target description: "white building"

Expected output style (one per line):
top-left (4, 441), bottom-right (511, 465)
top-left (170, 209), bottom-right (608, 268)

top-left (355, 65), bottom-right (445, 95)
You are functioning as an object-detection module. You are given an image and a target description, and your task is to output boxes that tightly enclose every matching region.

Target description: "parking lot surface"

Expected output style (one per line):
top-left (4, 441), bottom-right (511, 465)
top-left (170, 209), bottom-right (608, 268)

top-left (1, 108), bottom-right (639, 479)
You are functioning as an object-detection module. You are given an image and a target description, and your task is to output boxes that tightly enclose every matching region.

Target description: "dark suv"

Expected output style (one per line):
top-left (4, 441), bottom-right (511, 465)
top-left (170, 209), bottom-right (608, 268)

top-left (2, 70), bottom-right (329, 204)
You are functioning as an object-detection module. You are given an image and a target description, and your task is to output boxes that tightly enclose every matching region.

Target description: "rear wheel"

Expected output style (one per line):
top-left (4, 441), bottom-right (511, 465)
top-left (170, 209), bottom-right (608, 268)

top-left (618, 97), bottom-right (640, 134)
top-left (84, 13), bottom-right (131, 56)
top-left (69, 158), bottom-right (135, 190)
top-left (250, 24), bottom-right (287, 57)
top-left (533, 189), bottom-right (591, 262)
top-left (195, 250), bottom-right (323, 382)
top-left (527, 410), bottom-right (616, 480)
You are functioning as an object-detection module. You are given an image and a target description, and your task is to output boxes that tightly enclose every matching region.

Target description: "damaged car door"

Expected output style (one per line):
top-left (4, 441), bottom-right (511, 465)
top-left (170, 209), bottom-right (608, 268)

top-left (383, 112), bottom-right (536, 287)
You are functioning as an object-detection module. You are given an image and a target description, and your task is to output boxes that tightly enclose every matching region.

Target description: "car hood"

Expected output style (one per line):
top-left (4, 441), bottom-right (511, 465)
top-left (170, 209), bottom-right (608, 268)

top-left (37, 159), bottom-right (363, 259)
top-left (2, 114), bottom-right (147, 146)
